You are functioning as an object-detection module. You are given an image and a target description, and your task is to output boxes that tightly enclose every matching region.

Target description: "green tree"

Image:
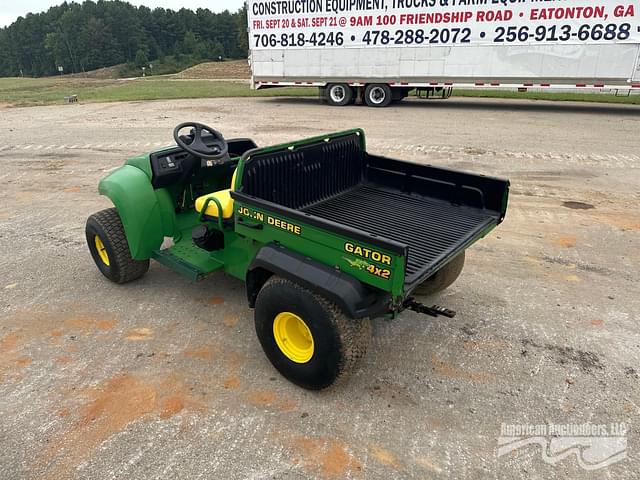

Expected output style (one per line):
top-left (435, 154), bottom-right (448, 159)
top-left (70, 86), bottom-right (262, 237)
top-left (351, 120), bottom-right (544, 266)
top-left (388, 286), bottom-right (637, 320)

top-left (181, 31), bottom-right (198, 56)
top-left (0, 0), bottom-right (249, 78)
top-left (236, 5), bottom-right (248, 57)
top-left (134, 48), bottom-right (149, 68)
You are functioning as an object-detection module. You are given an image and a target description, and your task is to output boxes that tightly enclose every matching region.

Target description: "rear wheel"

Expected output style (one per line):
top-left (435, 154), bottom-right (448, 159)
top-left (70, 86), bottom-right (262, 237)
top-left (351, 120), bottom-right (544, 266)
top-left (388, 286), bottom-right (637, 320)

top-left (325, 83), bottom-right (353, 106)
top-left (413, 252), bottom-right (465, 296)
top-left (364, 83), bottom-right (392, 107)
top-left (254, 276), bottom-right (371, 390)
top-left (86, 208), bottom-right (149, 284)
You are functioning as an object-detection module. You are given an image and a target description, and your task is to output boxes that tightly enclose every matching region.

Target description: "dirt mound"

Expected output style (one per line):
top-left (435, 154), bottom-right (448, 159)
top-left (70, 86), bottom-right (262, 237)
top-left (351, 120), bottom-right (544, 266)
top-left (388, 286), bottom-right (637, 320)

top-left (174, 60), bottom-right (250, 80)
top-left (64, 64), bottom-right (123, 79)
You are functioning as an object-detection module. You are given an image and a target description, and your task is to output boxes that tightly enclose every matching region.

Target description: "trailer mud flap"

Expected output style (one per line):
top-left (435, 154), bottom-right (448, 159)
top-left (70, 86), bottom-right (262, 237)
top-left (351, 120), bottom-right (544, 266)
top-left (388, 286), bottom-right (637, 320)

top-left (247, 244), bottom-right (390, 319)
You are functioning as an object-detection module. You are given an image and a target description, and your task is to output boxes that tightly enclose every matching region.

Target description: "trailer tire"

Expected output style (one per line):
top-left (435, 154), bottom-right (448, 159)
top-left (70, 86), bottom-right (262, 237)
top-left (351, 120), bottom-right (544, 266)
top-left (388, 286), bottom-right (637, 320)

top-left (254, 276), bottom-right (371, 390)
top-left (364, 84), bottom-right (392, 107)
top-left (325, 83), bottom-right (353, 107)
top-left (413, 252), bottom-right (465, 296)
top-left (86, 208), bottom-right (149, 284)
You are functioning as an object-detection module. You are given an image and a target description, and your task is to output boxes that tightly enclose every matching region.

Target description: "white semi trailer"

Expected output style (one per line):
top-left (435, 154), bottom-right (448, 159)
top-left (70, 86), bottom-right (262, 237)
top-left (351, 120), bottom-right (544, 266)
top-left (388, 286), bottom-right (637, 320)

top-left (247, 0), bottom-right (640, 106)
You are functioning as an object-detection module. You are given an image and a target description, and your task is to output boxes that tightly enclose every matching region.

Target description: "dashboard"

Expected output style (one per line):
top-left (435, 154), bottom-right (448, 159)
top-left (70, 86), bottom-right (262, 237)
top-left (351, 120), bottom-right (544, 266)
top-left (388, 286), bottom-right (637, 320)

top-left (150, 138), bottom-right (258, 189)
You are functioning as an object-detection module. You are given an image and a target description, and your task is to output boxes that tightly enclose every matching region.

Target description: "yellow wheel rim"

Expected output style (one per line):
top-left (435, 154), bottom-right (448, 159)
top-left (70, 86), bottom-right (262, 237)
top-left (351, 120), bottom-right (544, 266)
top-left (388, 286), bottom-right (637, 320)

top-left (94, 235), bottom-right (110, 266)
top-left (273, 312), bottom-right (314, 364)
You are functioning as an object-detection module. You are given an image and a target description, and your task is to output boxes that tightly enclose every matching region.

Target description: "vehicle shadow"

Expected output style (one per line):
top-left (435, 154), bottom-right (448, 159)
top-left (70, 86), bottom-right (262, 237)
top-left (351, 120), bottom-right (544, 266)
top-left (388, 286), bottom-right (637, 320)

top-left (261, 95), bottom-right (640, 117)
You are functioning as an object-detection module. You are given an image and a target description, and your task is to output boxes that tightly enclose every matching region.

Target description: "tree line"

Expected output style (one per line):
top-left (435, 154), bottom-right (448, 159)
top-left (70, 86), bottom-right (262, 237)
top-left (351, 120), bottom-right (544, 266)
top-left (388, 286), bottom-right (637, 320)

top-left (0, 0), bottom-right (249, 77)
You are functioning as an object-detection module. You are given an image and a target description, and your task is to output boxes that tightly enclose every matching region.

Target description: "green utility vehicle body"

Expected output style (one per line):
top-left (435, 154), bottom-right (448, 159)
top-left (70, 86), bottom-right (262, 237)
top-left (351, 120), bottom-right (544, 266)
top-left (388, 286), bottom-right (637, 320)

top-left (97, 129), bottom-right (509, 320)
top-left (87, 124), bottom-right (508, 389)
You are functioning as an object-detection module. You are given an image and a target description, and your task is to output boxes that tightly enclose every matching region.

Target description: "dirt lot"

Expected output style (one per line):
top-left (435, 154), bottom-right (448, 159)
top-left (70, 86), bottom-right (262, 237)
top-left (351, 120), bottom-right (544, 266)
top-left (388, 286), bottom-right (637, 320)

top-left (0, 96), bottom-right (639, 479)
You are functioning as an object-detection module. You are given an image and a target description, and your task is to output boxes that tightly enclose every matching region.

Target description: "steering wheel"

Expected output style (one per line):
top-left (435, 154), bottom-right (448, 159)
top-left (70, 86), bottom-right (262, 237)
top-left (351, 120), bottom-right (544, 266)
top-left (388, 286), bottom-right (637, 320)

top-left (173, 122), bottom-right (229, 161)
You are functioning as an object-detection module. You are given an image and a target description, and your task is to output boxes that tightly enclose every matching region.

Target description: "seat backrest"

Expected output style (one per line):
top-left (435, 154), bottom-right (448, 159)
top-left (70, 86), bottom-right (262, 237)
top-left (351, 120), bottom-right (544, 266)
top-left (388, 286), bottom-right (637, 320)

top-left (239, 133), bottom-right (364, 210)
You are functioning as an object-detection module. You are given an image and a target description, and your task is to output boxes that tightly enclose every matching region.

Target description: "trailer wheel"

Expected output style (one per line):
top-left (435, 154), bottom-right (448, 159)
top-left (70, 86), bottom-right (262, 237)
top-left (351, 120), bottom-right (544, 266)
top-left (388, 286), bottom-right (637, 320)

top-left (254, 276), bottom-right (371, 390)
top-left (86, 208), bottom-right (149, 284)
top-left (364, 84), bottom-right (392, 107)
top-left (325, 83), bottom-right (353, 106)
top-left (413, 252), bottom-right (466, 296)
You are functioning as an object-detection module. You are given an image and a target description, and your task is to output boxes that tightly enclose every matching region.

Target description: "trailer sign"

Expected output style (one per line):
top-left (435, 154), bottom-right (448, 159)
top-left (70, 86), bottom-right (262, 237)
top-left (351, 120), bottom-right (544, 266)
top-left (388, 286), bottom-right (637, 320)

top-left (249, 0), bottom-right (640, 48)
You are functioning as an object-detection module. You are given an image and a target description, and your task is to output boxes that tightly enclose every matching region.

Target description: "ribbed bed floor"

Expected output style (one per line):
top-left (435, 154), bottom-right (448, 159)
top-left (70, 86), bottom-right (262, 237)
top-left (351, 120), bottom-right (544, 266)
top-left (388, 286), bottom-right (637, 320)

top-left (303, 184), bottom-right (499, 283)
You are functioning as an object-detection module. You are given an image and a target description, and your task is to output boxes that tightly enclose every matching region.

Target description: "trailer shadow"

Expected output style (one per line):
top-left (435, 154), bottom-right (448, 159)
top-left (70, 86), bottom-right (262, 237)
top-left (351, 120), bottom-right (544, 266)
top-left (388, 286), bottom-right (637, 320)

top-left (263, 96), bottom-right (640, 117)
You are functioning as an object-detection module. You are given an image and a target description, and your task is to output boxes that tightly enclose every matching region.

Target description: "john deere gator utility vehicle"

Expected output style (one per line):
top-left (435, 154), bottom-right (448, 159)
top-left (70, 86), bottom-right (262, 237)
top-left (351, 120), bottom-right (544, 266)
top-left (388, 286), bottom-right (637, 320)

top-left (86, 123), bottom-right (509, 389)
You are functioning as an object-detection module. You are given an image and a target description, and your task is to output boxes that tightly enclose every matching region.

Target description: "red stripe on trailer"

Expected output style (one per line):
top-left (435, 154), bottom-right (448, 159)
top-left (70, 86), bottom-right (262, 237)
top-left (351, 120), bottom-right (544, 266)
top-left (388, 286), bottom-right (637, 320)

top-left (594, 84), bottom-right (604, 87)
top-left (444, 82), bottom-right (453, 86)
top-left (294, 82), bottom-right (302, 84)
top-left (633, 84), bottom-right (640, 88)
top-left (524, 83), bottom-right (533, 87)
top-left (429, 82), bottom-right (439, 85)
top-left (541, 83), bottom-right (550, 87)
top-left (475, 82), bottom-right (484, 86)
top-left (400, 82), bottom-right (408, 85)
top-left (576, 84), bottom-right (586, 87)
top-left (491, 83), bottom-right (500, 86)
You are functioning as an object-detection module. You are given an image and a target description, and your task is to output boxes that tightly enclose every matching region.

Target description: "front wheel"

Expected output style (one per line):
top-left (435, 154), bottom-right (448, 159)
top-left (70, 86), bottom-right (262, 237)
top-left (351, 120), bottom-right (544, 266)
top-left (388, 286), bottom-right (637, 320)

top-left (86, 208), bottom-right (149, 284)
top-left (364, 84), bottom-right (392, 107)
top-left (254, 276), bottom-right (371, 390)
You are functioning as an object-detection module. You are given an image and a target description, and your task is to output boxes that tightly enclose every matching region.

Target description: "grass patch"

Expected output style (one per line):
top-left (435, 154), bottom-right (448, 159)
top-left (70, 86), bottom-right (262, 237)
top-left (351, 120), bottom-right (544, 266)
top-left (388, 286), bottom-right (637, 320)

top-left (2, 76), bottom-right (640, 107)
top-left (453, 88), bottom-right (640, 105)
top-left (0, 77), bottom-right (316, 107)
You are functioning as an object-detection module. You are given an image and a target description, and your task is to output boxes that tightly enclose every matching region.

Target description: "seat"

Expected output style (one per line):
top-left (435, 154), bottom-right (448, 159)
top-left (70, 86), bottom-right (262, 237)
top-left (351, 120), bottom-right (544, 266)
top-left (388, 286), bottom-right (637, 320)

top-left (194, 169), bottom-right (237, 219)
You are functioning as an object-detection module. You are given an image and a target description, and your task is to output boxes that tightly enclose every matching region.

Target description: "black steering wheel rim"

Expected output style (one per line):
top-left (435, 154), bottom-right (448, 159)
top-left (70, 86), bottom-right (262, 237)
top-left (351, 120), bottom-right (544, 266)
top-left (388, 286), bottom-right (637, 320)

top-left (173, 122), bottom-right (229, 161)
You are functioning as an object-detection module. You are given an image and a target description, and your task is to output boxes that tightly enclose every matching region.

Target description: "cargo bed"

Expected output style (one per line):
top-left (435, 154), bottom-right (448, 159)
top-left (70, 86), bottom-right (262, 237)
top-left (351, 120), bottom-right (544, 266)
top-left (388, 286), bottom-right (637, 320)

top-left (233, 130), bottom-right (509, 291)
top-left (303, 184), bottom-right (499, 286)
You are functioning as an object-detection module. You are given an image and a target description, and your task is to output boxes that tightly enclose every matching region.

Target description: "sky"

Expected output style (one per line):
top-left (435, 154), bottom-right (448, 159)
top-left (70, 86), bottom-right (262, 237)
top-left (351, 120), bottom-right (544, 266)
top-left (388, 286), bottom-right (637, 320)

top-left (0, 0), bottom-right (246, 27)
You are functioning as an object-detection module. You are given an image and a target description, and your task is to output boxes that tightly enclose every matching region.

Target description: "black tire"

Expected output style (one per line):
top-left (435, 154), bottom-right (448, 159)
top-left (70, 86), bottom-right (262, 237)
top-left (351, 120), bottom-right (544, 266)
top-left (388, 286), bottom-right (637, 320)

top-left (413, 252), bottom-right (465, 296)
top-left (325, 83), bottom-right (353, 107)
top-left (254, 276), bottom-right (371, 390)
top-left (364, 83), bottom-right (392, 107)
top-left (86, 208), bottom-right (149, 284)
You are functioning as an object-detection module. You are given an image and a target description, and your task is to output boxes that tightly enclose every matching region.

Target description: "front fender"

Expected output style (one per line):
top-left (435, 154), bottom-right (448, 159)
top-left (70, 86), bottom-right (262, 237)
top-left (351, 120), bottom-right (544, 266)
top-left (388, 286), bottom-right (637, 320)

top-left (99, 165), bottom-right (167, 260)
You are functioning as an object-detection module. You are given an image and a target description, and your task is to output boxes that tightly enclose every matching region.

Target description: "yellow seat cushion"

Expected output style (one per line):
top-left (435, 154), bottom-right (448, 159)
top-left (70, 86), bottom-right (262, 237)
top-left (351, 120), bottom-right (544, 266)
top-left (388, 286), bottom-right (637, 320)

top-left (195, 189), bottom-right (234, 219)
top-left (194, 168), bottom-right (238, 219)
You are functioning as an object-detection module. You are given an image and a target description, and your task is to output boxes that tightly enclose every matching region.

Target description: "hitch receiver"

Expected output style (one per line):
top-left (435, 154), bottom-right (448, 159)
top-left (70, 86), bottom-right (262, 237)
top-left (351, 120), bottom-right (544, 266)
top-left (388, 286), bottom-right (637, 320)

top-left (404, 298), bottom-right (456, 318)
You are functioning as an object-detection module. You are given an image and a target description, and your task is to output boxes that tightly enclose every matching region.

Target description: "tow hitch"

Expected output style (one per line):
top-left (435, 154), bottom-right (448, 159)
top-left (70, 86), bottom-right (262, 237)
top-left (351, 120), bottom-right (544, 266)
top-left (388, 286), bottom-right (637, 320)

top-left (404, 298), bottom-right (457, 318)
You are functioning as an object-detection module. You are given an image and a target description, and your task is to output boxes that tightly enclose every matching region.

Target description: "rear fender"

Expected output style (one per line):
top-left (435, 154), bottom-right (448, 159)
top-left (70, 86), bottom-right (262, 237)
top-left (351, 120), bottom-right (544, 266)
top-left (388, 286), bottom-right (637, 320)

top-left (246, 244), bottom-right (390, 319)
top-left (98, 165), bottom-right (169, 260)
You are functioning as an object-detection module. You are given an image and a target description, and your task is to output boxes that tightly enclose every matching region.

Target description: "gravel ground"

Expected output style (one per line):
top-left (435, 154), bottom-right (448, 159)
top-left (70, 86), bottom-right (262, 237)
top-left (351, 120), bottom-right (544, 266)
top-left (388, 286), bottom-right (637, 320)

top-left (0, 96), bottom-right (639, 479)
